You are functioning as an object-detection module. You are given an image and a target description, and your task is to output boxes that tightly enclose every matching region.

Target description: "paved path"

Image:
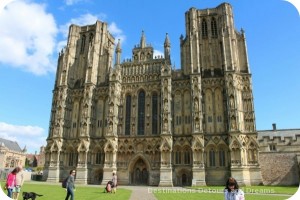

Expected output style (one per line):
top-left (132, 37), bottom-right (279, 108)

top-left (121, 186), bottom-right (157, 200)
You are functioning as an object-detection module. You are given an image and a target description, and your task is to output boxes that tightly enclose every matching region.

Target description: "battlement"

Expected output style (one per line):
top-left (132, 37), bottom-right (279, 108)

top-left (257, 128), bottom-right (300, 152)
top-left (258, 129), bottom-right (300, 141)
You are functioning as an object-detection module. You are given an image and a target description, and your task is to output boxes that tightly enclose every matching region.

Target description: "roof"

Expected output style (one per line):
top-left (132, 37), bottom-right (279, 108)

top-left (0, 138), bottom-right (23, 152)
top-left (257, 129), bottom-right (300, 141)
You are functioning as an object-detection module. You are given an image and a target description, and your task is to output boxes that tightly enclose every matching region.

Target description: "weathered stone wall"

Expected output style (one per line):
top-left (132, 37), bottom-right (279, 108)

top-left (259, 152), bottom-right (299, 185)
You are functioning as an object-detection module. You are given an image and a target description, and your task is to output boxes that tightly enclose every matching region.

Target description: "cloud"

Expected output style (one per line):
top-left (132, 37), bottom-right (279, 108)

top-left (64, 0), bottom-right (85, 6)
top-left (0, 122), bottom-right (46, 153)
top-left (0, 0), bottom-right (58, 75)
top-left (154, 49), bottom-right (164, 58)
top-left (108, 22), bottom-right (126, 44)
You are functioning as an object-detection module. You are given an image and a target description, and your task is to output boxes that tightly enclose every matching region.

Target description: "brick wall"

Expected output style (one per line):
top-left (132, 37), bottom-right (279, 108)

top-left (259, 152), bottom-right (299, 185)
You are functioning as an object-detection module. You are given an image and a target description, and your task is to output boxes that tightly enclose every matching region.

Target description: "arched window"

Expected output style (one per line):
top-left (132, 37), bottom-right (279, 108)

top-left (219, 149), bottom-right (226, 166)
top-left (209, 148), bottom-right (215, 166)
top-left (89, 33), bottom-right (94, 44)
top-left (125, 95), bottom-right (131, 135)
top-left (80, 35), bottom-right (86, 53)
top-left (211, 17), bottom-right (218, 38)
top-left (138, 90), bottom-right (145, 135)
top-left (68, 151), bottom-right (78, 166)
top-left (152, 93), bottom-right (158, 135)
top-left (95, 151), bottom-right (104, 164)
top-left (174, 150), bottom-right (181, 164)
top-left (184, 149), bottom-right (191, 164)
top-left (202, 19), bottom-right (208, 38)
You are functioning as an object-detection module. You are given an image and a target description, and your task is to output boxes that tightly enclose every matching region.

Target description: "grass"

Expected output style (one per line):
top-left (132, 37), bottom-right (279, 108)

top-left (1, 181), bottom-right (131, 200)
top-left (1, 181), bottom-right (298, 200)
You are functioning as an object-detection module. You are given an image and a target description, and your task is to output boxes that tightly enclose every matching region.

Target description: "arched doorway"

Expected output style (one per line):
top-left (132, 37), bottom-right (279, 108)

top-left (182, 174), bottom-right (187, 186)
top-left (131, 158), bottom-right (148, 185)
top-left (93, 168), bottom-right (103, 184)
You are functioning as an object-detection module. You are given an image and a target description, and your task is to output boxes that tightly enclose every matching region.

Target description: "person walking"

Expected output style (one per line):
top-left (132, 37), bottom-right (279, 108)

top-left (224, 177), bottom-right (245, 200)
top-left (65, 169), bottom-right (76, 200)
top-left (6, 167), bottom-right (20, 199)
top-left (13, 166), bottom-right (24, 200)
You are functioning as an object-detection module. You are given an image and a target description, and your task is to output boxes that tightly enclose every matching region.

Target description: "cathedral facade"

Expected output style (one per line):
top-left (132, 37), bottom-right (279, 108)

top-left (43, 3), bottom-right (262, 186)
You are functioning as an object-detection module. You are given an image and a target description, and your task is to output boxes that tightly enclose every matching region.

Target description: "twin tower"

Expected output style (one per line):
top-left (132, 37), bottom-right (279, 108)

top-left (44, 3), bottom-right (262, 186)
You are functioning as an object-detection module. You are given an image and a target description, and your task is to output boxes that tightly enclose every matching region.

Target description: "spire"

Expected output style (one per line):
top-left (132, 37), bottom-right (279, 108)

top-left (164, 33), bottom-right (170, 48)
top-left (116, 39), bottom-right (121, 53)
top-left (164, 33), bottom-right (171, 63)
top-left (140, 30), bottom-right (146, 48)
top-left (115, 39), bottom-right (122, 65)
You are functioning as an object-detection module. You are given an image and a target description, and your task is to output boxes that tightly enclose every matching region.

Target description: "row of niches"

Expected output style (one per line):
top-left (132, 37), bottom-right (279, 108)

top-left (121, 74), bottom-right (161, 83)
top-left (121, 64), bottom-right (163, 75)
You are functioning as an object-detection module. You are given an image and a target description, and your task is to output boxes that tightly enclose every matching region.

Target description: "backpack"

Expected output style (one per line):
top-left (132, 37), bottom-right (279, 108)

top-left (62, 177), bottom-right (68, 188)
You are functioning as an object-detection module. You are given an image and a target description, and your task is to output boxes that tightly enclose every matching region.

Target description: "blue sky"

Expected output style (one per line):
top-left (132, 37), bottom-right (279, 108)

top-left (0, 0), bottom-right (299, 153)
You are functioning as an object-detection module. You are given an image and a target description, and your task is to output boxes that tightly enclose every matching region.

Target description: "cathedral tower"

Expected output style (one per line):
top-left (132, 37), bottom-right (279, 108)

top-left (180, 3), bottom-right (261, 185)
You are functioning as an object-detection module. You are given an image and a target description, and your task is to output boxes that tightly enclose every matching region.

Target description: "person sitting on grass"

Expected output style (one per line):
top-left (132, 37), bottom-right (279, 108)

top-left (224, 177), bottom-right (245, 200)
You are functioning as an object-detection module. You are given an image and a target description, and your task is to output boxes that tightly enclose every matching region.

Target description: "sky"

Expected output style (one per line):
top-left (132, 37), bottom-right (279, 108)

top-left (0, 0), bottom-right (299, 154)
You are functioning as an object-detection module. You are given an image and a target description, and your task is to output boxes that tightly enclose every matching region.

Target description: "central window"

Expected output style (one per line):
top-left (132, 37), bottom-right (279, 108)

top-left (138, 90), bottom-right (145, 135)
top-left (152, 93), bottom-right (158, 134)
top-left (125, 95), bottom-right (131, 135)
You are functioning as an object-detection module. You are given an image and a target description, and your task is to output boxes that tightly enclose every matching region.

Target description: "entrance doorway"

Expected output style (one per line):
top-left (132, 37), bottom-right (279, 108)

top-left (182, 174), bottom-right (187, 186)
top-left (131, 158), bottom-right (148, 185)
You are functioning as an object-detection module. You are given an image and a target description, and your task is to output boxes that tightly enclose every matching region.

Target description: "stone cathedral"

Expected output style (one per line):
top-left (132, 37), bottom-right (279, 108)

top-left (43, 3), bottom-right (262, 186)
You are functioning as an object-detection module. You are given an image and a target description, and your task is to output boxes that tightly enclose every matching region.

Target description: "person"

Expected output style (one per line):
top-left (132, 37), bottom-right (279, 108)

top-left (111, 172), bottom-right (117, 194)
top-left (6, 167), bottom-right (20, 198)
top-left (13, 166), bottom-right (24, 200)
top-left (224, 177), bottom-right (245, 200)
top-left (65, 169), bottom-right (76, 200)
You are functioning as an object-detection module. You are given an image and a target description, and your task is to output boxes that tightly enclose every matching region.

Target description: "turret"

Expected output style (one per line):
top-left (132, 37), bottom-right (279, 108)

top-left (140, 30), bottom-right (146, 48)
top-left (115, 39), bottom-right (122, 65)
top-left (164, 33), bottom-right (171, 63)
top-left (132, 31), bottom-right (153, 62)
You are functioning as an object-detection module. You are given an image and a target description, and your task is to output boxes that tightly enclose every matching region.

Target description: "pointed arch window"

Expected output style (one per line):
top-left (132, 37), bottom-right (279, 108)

top-left (211, 17), bottom-right (218, 38)
top-left (95, 151), bottom-right (104, 164)
top-left (202, 19), bottom-right (208, 38)
top-left (209, 148), bottom-right (216, 166)
top-left (125, 95), bottom-right (131, 135)
top-left (219, 149), bottom-right (226, 166)
top-left (184, 149), bottom-right (191, 164)
top-left (138, 90), bottom-right (145, 135)
top-left (68, 152), bottom-right (78, 166)
top-left (174, 149), bottom-right (181, 164)
top-left (80, 35), bottom-right (86, 53)
top-left (152, 93), bottom-right (158, 135)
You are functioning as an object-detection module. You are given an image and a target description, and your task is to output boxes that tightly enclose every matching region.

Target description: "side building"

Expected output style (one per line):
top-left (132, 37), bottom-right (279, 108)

top-left (258, 124), bottom-right (300, 185)
top-left (43, 3), bottom-right (262, 186)
top-left (0, 138), bottom-right (26, 169)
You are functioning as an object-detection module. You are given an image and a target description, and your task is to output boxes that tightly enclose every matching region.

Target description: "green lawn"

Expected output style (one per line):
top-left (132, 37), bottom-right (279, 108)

top-left (1, 181), bottom-right (298, 200)
top-left (1, 181), bottom-right (131, 200)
